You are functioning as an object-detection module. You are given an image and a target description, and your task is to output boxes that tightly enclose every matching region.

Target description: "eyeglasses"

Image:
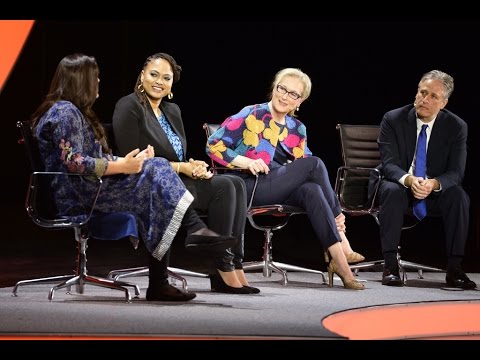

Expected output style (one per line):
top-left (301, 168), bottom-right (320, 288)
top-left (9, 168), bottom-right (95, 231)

top-left (276, 84), bottom-right (302, 100)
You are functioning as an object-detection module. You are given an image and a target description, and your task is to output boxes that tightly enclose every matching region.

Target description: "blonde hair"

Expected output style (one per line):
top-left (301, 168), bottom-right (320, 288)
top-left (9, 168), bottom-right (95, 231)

top-left (270, 68), bottom-right (312, 116)
top-left (271, 68), bottom-right (312, 101)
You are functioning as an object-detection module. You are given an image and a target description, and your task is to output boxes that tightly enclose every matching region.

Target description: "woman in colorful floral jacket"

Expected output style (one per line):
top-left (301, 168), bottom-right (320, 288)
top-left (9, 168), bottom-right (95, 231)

top-left (206, 68), bottom-right (365, 290)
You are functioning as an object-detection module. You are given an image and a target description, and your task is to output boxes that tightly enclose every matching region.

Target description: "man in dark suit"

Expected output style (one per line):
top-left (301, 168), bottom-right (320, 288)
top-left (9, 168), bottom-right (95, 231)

top-left (377, 69), bottom-right (476, 289)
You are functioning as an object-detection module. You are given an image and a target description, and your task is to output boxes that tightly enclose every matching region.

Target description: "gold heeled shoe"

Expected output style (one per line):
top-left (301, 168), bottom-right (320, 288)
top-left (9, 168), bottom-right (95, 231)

top-left (325, 252), bottom-right (365, 290)
top-left (345, 251), bottom-right (365, 264)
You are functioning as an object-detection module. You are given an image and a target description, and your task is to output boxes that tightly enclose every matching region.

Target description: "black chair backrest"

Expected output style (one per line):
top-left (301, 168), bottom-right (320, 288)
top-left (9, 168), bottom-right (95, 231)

top-left (336, 124), bottom-right (381, 210)
top-left (203, 123), bottom-right (220, 169)
top-left (17, 120), bottom-right (63, 222)
top-left (338, 124), bottom-right (381, 169)
top-left (17, 121), bottom-right (45, 172)
top-left (102, 123), bottom-right (118, 155)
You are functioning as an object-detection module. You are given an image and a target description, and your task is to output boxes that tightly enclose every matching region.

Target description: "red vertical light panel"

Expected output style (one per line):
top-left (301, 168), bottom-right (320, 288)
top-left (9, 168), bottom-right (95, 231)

top-left (0, 20), bottom-right (35, 93)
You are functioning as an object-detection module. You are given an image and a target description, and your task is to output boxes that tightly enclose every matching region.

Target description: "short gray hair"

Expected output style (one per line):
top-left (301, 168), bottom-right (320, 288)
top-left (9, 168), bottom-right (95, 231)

top-left (419, 70), bottom-right (454, 99)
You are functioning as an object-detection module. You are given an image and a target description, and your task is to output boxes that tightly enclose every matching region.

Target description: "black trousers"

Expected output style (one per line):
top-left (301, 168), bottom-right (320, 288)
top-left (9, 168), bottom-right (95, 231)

top-left (238, 157), bottom-right (343, 250)
top-left (182, 174), bottom-right (247, 271)
top-left (378, 181), bottom-right (470, 262)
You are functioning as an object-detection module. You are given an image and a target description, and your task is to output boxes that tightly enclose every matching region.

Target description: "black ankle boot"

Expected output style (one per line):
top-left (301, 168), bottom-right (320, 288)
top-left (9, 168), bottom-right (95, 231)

top-left (147, 252), bottom-right (197, 301)
top-left (209, 271), bottom-right (253, 294)
top-left (146, 283), bottom-right (196, 302)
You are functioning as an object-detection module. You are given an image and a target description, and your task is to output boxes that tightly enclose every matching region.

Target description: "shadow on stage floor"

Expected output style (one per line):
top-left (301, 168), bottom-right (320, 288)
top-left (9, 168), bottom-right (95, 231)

top-left (1, 202), bottom-right (480, 340)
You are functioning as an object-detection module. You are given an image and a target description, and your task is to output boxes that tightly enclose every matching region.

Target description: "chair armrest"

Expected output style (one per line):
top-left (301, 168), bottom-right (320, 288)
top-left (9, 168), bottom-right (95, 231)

top-left (27, 171), bottom-right (103, 229)
top-left (248, 204), bottom-right (305, 216)
top-left (247, 174), bottom-right (260, 210)
top-left (210, 166), bottom-right (250, 174)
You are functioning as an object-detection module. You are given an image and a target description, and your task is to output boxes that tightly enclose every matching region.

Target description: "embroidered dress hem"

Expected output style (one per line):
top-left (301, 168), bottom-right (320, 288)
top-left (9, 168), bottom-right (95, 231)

top-left (152, 190), bottom-right (194, 261)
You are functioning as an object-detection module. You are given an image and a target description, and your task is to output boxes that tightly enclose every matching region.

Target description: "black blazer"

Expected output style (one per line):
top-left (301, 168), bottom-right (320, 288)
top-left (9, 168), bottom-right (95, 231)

top-left (378, 104), bottom-right (468, 192)
top-left (112, 93), bottom-right (187, 162)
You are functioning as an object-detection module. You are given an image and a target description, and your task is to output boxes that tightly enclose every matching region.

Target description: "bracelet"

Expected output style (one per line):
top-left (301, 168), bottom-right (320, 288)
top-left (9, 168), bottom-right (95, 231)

top-left (177, 162), bottom-right (180, 174)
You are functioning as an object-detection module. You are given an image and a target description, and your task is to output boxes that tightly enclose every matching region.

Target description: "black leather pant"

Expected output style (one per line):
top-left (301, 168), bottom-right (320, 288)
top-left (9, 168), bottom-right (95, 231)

top-left (182, 174), bottom-right (247, 272)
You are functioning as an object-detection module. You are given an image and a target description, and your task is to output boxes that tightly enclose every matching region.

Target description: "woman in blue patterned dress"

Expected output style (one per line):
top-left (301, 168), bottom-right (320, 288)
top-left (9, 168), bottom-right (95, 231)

top-left (206, 68), bottom-right (365, 290)
top-left (31, 53), bottom-right (234, 302)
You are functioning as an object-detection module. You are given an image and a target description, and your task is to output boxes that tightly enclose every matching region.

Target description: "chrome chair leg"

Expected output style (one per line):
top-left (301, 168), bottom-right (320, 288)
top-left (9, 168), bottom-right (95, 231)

top-left (348, 252), bottom-right (444, 284)
top-left (108, 266), bottom-right (148, 280)
top-left (243, 228), bottom-right (327, 285)
top-left (12, 275), bottom-right (75, 296)
top-left (349, 260), bottom-right (385, 272)
top-left (49, 274), bottom-right (135, 303)
top-left (243, 259), bottom-right (289, 285)
top-left (399, 260), bottom-right (444, 281)
top-left (59, 234), bottom-right (139, 302)
top-left (167, 272), bottom-right (188, 291)
top-left (168, 267), bottom-right (209, 278)
top-left (13, 233), bottom-right (140, 303)
top-left (107, 266), bottom-right (208, 291)
top-left (273, 262), bottom-right (326, 282)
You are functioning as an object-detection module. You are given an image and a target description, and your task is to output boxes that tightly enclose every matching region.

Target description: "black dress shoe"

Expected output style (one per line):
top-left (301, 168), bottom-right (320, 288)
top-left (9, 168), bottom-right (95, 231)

top-left (146, 284), bottom-right (196, 302)
top-left (209, 272), bottom-right (252, 294)
top-left (185, 229), bottom-right (237, 252)
top-left (382, 268), bottom-right (404, 286)
top-left (446, 270), bottom-right (477, 290)
top-left (243, 285), bottom-right (261, 294)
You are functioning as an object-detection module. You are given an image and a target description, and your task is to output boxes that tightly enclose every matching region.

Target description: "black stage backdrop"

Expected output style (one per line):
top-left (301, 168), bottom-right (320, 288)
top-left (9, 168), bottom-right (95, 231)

top-left (1, 19), bottom-right (479, 273)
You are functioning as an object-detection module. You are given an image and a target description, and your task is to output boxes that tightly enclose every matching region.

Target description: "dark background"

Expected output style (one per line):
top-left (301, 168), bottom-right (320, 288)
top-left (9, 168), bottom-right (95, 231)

top-left (1, 18), bottom-right (479, 283)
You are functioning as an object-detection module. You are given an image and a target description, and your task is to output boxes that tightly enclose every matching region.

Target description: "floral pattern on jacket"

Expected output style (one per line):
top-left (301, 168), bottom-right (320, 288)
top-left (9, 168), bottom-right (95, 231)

top-left (206, 103), bottom-right (312, 167)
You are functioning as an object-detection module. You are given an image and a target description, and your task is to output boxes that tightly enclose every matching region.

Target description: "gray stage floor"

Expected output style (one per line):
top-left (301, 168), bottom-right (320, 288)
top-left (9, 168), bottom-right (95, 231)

top-left (1, 271), bottom-right (479, 340)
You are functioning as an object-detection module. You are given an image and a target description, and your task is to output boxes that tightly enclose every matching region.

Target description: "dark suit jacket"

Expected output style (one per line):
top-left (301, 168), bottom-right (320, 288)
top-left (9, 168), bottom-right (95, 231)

top-left (378, 104), bottom-right (467, 192)
top-left (112, 93), bottom-right (187, 162)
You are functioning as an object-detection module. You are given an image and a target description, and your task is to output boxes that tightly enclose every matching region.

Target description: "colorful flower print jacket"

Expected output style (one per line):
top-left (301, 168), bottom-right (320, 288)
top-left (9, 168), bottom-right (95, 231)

top-left (206, 103), bottom-right (312, 167)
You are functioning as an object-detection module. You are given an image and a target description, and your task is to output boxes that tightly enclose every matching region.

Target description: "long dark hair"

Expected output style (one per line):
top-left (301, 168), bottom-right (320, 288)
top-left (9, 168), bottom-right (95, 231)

top-left (31, 53), bottom-right (110, 153)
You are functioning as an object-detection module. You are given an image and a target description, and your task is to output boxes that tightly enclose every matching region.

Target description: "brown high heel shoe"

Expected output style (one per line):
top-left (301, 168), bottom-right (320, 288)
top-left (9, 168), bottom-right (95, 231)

top-left (345, 252), bottom-right (365, 264)
top-left (325, 252), bottom-right (365, 290)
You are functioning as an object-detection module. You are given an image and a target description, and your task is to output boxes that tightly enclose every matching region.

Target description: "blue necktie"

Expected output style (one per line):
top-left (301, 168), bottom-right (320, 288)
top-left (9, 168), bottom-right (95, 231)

top-left (413, 124), bottom-right (428, 220)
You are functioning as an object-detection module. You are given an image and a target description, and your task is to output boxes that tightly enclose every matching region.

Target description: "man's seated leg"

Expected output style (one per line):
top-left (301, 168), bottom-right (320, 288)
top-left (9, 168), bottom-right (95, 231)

top-left (379, 182), bottom-right (406, 287)
top-left (382, 251), bottom-right (403, 287)
top-left (442, 186), bottom-right (476, 290)
top-left (446, 256), bottom-right (476, 290)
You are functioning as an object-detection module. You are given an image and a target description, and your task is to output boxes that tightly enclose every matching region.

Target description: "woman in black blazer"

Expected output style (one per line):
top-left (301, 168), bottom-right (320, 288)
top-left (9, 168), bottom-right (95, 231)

top-left (113, 53), bottom-right (258, 294)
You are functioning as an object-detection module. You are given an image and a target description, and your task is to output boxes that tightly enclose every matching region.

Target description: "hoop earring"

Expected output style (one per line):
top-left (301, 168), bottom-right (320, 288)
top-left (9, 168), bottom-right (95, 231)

top-left (168, 92), bottom-right (173, 100)
top-left (137, 83), bottom-right (145, 93)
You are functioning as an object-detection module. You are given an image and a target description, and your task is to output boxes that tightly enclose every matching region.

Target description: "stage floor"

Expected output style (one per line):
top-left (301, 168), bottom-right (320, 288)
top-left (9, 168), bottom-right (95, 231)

top-left (1, 271), bottom-right (479, 340)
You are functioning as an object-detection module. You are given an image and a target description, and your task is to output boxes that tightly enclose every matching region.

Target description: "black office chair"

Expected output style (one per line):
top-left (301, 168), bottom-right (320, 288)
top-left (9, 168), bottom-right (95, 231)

top-left (14, 120), bottom-right (141, 302)
top-left (334, 123), bottom-right (444, 283)
top-left (203, 123), bottom-right (327, 286)
top-left (101, 123), bottom-right (208, 289)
